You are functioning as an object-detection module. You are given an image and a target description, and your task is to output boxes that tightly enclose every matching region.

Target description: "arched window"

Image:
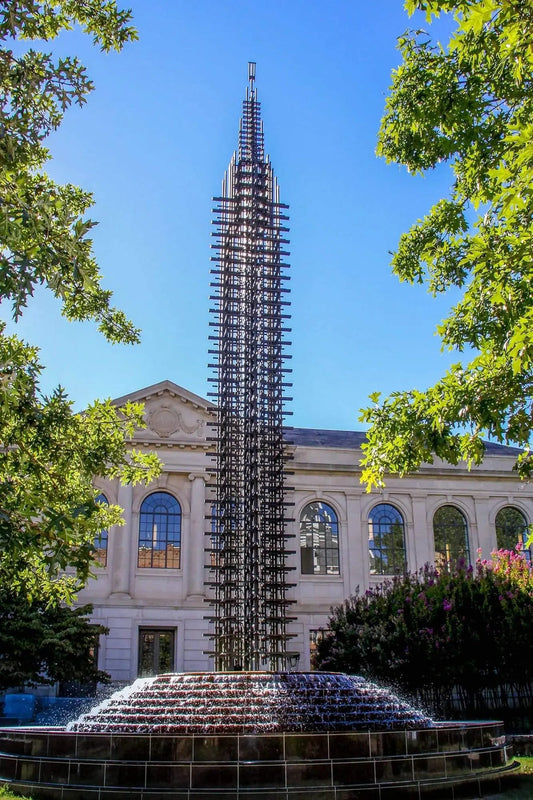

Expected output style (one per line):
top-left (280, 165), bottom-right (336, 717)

top-left (94, 493), bottom-right (108, 567)
top-left (433, 505), bottom-right (469, 569)
top-left (496, 506), bottom-right (530, 559)
top-left (138, 492), bottom-right (181, 569)
top-left (300, 501), bottom-right (340, 575)
top-left (368, 503), bottom-right (406, 575)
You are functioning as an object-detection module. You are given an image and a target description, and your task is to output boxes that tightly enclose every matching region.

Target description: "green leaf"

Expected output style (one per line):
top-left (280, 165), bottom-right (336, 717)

top-left (363, 0), bottom-right (533, 487)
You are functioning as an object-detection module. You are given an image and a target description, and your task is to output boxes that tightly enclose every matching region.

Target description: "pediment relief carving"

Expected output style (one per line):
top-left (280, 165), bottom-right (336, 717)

top-left (148, 406), bottom-right (180, 437)
top-left (148, 404), bottom-right (206, 438)
top-left (142, 392), bottom-right (210, 441)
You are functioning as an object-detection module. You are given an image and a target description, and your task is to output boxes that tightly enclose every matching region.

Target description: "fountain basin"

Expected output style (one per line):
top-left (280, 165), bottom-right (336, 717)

top-left (0, 673), bottom-right (519, 798)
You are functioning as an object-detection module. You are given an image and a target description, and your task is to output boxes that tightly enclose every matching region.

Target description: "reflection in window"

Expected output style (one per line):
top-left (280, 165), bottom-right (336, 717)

top-left (368, 503), bottom-right (406, 575)
top-left (138, 492), bottom-right (181, 568)
top-left (309, 629), bottom-right (323, 670)
top-left (93, 493), bottom-right (108, 567)
top-left (433, 505), bottom-right (469, 569)
top-left (209, 501), bottom-right (238, 567)
top-left (300, 502), bottom-right (340, 575)
top-left (138, 628), bottom-right (175, 677)
top-left (496, 506), bottom-right (530, 560)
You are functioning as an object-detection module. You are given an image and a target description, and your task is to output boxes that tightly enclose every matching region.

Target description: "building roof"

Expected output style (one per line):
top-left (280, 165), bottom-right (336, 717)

top-left (482, 439), bottom-right (523, 455)
top-left (286, 426), bottom-right (523, 456)
top-left (287, 427), bottom-right (367, 449)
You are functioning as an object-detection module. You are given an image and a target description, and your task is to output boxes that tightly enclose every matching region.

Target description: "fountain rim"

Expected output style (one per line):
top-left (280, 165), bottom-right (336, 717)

top-left (132, 670), bottom-right (355, 675)
top-left (0, 719), bottom-right (506, 734)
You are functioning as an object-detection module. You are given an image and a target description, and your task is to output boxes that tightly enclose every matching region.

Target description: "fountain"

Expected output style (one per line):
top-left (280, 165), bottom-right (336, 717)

top-left (0, 64), bottom-right (519, 797)
top-left (0, 670), bottom-right (517, 798)
top-left (0, 676), bottom-right (516, 798)
top-left (66, 672), bottom-right (433, 733)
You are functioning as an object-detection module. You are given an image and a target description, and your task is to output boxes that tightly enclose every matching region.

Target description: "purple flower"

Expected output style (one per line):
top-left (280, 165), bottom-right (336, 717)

top-left (417, 591), bottom-right (428, 605)
top-left (442, 598), bottom-right (452, 611)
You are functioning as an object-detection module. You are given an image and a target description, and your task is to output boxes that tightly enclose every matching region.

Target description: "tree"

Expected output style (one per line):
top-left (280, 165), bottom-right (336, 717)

top-left (0, 329), bottom-right (160, 602)
top-left (360, 0), bottom-right (533, 489)
top-left (314, 551), bottom-right (533, 717)
top-left (0, 590), bottom-right (109, 691)
top-left (0, 1), bottom-right (160, 604)
top-left (1, 1), bottom-right (139, 339)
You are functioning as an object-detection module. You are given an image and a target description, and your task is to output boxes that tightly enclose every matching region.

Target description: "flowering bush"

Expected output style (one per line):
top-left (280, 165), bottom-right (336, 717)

top-left (314, 550), bottom-right (533, 716)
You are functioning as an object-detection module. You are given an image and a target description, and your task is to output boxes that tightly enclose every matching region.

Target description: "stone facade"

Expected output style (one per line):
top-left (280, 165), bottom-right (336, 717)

top-left (78, 379), bottom-right (533, 683)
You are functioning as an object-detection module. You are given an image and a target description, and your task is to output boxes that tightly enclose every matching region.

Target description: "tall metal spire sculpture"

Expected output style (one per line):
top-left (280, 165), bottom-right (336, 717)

top-left (207, 63), bottom-right (294, 672)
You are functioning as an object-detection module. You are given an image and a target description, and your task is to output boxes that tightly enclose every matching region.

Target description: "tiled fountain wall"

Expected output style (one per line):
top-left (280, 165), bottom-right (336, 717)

top-left (0, 721), bottom-right (516, 799)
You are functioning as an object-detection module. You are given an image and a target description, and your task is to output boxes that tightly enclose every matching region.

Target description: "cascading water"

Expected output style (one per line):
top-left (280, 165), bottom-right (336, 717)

top-left (67, 671), bottom-right (432, 734)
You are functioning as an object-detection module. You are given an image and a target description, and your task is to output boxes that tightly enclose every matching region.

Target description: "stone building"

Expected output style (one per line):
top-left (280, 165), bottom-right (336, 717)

top-left (77, 378), bottom-right (533, 685)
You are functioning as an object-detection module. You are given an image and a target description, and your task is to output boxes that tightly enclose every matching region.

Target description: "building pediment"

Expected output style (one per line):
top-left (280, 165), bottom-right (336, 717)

top-left (112, 380), bottom-right (214, 446)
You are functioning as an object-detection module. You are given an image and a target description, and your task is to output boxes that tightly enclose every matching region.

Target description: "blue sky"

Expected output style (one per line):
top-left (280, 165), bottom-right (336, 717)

top-left (3, 1), bottom-right (460, 431)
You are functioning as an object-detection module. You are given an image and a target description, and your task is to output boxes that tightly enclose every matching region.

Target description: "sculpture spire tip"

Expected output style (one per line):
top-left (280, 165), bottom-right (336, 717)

top-left (248, 61), bottom-right (256, 85)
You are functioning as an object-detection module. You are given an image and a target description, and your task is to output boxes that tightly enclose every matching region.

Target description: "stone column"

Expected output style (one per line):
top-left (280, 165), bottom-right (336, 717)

top-left (474, 496), bottom-right (492, 559)
top-left (110, 482), bottom-right (132, 596)
top-left (345, 494), bottom-right (362, 596)
top-left (411, 494), bottom-right (433, 568)
top-left (187, 473), bottom-right (207, 598)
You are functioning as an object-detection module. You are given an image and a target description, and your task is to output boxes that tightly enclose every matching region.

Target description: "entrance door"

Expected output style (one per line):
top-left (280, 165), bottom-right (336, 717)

top-left (138, 628), bottom-right (175, 676)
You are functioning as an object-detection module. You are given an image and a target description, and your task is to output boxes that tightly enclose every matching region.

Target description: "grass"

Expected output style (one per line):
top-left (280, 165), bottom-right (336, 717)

top-left (0, 758), bottom-right (533, 799)
top-left (482, 755), bottom-right (533, 799)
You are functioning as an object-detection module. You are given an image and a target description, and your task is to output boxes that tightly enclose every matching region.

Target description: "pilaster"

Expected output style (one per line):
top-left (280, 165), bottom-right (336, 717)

top-left (110, 482), bottom-right (133, 596)
top-left (187, 473), bottom-right (207, 598)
